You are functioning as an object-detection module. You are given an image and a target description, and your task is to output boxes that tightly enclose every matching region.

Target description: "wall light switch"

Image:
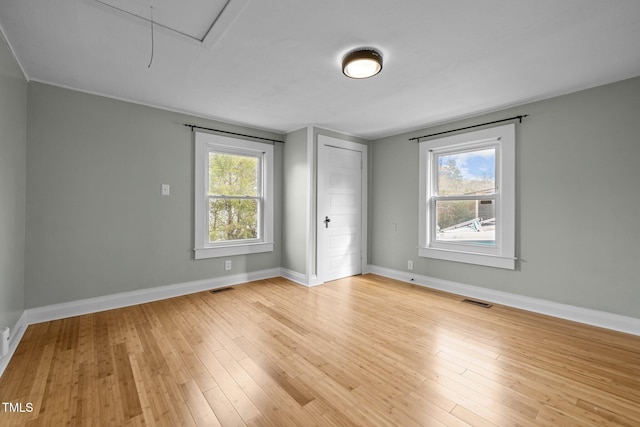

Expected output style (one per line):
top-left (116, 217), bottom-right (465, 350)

top-left (161, 184), bottom-right (170, 196)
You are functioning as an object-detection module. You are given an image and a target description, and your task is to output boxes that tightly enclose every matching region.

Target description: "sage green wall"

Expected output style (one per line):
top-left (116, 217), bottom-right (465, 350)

top-left (21, 70), bottom-right (639, 317)
top-left (0, 34), bottom-right (27, 330)
top-left (282, 127), bottom-right (308, 274)
top-left (25, 82), bottom-right (282, 308)
top-left (371, 76), bottom-right (640, 318)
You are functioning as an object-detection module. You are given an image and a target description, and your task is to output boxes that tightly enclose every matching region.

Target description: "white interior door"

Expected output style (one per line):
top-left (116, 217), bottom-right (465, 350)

top-left (317, 137), bottom-right (366, 282)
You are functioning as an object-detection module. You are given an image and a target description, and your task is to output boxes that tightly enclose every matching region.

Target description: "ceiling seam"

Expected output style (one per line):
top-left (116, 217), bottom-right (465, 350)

top-left (92, 0), bottom-right (225, 43)
top-left (200, 0), bottom-right (232, 42)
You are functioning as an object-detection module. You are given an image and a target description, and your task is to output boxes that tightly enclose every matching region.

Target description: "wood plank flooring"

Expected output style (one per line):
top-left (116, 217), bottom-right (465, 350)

top-left (1, 274), bottom-right (640, 426)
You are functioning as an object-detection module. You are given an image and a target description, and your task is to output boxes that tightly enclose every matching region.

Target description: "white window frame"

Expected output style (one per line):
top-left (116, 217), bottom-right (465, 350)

top-left (418, 124), bottom-right (516, 269)
top-left (194, 132), bottom-right (274, 259)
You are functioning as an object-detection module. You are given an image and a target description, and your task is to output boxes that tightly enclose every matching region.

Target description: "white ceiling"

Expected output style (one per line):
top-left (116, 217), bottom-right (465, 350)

top-left (1, 0), bottom-right (639, 139)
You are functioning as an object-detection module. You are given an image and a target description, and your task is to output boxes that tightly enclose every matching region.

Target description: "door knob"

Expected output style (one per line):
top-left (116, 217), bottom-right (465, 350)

top-left (324, 216), bottom-right (331, 228)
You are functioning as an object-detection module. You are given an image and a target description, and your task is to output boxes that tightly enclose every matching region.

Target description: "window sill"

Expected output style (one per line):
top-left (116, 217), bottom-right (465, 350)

top-left (195, 242), bottom-right (274, 260)
top-left (419, 246), bottom-right (515, 270)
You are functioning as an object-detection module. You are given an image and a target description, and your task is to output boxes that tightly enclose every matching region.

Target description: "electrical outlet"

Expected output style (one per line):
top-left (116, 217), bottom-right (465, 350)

top-left (224, 260), bottom-right (232, 271)
top-left (408, 260), bottom-right (413, 270)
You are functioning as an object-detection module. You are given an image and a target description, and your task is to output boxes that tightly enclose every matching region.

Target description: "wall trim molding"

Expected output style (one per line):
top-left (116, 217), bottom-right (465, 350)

top-left (368, 265), bottom-right (640, 337)
top-left (280, 268), bottom-right (309, 286)
top-left (0, 311), bottom-right (28, 378)
top-left (25, 268), bottom-right (281, 325)
top-left (305, 125), bottom-right (316, 281)
top-left (280, 268), bottom-right (323, 287)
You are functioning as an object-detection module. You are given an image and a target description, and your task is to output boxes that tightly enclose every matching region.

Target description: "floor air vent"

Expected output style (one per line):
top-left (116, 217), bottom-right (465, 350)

top-left (210, 287), bottom-right (233, 294)
top-left (462, 298), bottom-right (492, 308)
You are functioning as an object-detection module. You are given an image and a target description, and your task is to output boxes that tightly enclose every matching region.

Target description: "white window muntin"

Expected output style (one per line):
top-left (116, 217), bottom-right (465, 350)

top-left (194, 132), bottom-right (274, 259)
top-left (419, 124), bottom-right (515, 269)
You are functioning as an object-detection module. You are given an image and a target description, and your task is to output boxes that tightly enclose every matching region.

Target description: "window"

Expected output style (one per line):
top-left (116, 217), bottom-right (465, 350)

top-left (418, 124), bottom-right (515, 269)
top-left (194, 132), bottom-right (274, 259)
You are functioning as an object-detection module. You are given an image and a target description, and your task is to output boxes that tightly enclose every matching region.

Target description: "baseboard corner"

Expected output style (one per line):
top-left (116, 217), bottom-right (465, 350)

top-left (0, 311), bottom-right (29, 378)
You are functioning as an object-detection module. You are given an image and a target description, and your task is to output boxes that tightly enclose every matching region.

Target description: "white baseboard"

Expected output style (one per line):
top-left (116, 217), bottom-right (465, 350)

top-left (25, 268), bottom-right (281, 325)
top-left (280, 268), bottom-right (310, 286)
top-left (0, 311), bottom-right (29, 378)
top-left (368, 265), bottom-right (640, 336)
top-left (280, 268), bottom-right (324, 287)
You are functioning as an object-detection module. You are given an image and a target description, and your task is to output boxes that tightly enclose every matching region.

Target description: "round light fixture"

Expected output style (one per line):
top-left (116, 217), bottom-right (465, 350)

top-left (342, 49), bottom-right (383, 79)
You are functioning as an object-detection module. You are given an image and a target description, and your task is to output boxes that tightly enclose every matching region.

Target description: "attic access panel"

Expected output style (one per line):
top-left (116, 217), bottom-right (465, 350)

top-left (95, 0), bottom-right (231, 42)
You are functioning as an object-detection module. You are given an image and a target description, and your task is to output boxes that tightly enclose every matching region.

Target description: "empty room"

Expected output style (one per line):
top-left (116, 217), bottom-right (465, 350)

top-left (1, 1), bottom-right (640, 426)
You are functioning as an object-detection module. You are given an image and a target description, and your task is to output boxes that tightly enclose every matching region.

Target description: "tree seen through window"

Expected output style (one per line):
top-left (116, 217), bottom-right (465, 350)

top-left (208, 152), bottom-right (260, 242)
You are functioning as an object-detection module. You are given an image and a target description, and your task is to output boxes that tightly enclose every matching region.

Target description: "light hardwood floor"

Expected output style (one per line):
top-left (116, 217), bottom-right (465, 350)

top-left (1, 274), bottom-right (639, 426)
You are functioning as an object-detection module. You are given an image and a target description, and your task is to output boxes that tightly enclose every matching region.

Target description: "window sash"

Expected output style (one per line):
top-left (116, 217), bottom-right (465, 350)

top-left (206, 195), bottom-right (263, 244)
top-left (431, 194), bottom-right (496, 201)
top-left (433, 146), bottom-right (497, 197)
top-left (431, 142), bottom-right (500, 197)
top-left (429, 144), bottom-right (501, 254)
top-left (431, 197), bottom-right (497, 248)
top-left (205, 149), bottom-right (265, 247)
top-left (208, 151), bottom-right (261, 197)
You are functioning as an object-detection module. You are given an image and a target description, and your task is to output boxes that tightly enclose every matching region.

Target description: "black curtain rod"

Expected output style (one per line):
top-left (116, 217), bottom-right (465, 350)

top-left (184, 124), bottom-right (284, 144)
top-left (409, 114), bottom-right (528, 142)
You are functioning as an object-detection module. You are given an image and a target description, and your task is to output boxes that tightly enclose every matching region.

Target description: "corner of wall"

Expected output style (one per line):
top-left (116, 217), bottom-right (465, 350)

top-left (0, 23), bottom-right (28, 378)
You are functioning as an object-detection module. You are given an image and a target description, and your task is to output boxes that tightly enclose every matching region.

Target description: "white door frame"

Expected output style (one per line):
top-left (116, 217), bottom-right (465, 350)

top-left (316, 135), bottom-right (368, 283)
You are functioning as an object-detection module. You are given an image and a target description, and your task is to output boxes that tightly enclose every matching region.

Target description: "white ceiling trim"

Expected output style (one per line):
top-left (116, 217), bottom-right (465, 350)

top-left (0, 20), bottom-right (29, 81)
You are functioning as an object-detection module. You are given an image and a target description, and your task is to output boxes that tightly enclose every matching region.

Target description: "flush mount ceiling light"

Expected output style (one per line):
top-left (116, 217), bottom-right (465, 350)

top-left (342, 48), bottom-right (383, 79)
